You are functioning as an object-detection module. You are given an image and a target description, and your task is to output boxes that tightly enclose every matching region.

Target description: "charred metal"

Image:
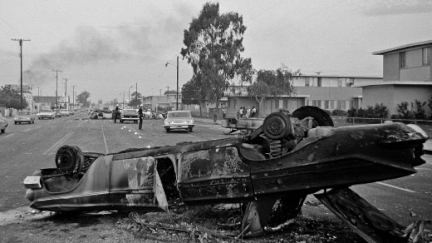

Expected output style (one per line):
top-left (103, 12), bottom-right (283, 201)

top-left (24, 106), bottom-right (430, 243)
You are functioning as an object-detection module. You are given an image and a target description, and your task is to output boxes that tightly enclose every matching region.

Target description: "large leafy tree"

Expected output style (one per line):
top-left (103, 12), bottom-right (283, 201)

top-left (181, 2), bottom-right (252, 110)
top-left (128, 99), bottom-right (141, 108)
top-left (0, 86), bottom-right (28, 110)
top-left (247, 66), bottom-right (299, 117)
top-left (77, 91), bottom-right (91, 107)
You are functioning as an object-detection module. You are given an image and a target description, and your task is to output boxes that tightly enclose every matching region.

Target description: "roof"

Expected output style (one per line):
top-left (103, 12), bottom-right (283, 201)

top-left (354, 81), bottom-right (432, 87)
top-left (373, 40), bottom-right (432, 55)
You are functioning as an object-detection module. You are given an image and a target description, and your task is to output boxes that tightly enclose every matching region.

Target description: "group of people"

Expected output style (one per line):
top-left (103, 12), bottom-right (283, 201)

top-left (113, 104), bottom-right (145, 130)
top-left (238, 106), bottom-right (257, 118)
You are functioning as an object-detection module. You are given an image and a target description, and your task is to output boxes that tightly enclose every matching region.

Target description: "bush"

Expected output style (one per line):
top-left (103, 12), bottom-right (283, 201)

top-left (332, 109), bottom-right (347, 116)
top-left (413, 100), bottom-right (426, 119)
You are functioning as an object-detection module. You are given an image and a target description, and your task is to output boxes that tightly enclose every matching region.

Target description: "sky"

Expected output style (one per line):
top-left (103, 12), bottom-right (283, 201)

top-left (1, 0), bottom-right (432, 104)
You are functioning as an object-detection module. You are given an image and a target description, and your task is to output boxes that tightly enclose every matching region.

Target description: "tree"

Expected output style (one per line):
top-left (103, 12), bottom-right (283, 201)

top-left (246, 66), bottom-right (299, 117)
top-left (181, 2), bottom-right (252, 110)
top-left (0, 86), bottom-right (28, 110)
top-left (131, 91), bottom-right (142, 99)
top-left (128, 99), bottom-right (141, 108)
top-left (181, 73), bottom-right (207, 117)
top-left (77, 91), bottom-right (91, 107)
top-left (164, 90), bottom-right (177, 95)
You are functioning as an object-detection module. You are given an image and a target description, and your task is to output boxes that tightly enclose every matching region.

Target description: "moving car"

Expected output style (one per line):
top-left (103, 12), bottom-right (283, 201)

top-left (37, 110), bottom-right (55, 119)
top-left (59, 109), bottom-right (70, 116)
top-left (163, 110), bottom-right (194, 132)
top-left (53, 109), bottom-right (61, 118)
top-left (0, 113), bottom-right (8, 133)
top-left (23, 107), bottom-right (429, 242)
top-left (14, 111), bottom-right (36, 124)
top-left (120, 109), bottom-right (139, 123)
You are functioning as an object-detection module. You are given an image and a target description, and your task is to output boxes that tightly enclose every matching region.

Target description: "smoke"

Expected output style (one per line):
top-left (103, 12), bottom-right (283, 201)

top-left (23, 2), bottom-right (196, 86)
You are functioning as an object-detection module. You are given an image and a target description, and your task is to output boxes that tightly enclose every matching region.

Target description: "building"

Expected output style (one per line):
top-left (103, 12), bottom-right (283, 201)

top-left (34, 96), bottom-right (59, 110)
top-left (142, 93), bottom-right (182, 111)
top-left (360, 40), bottom-right (432, 117)
top-left (225, 75), bottom-right (382, 117)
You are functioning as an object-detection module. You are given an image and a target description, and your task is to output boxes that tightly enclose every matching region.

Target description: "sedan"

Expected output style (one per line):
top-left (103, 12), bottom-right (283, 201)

top-left (14, 111), bottom-right (36, 124)
top-left (120, 109), bottom-right (139, 123)
top-left (0, 113), bottom-right (8, 133)
top-left (59, 109), bottom-right (70, 117)
top-left (37, 110), bottom-right (55, 119)
top-left (163, 110), bottom-right (194, 132)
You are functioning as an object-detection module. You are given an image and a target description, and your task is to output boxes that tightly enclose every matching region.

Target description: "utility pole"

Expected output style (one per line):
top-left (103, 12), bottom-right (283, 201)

top-left (52, 70), bottom-right (62, 108)
top-left (72, 85), bottom-right (76, 111)
top-left (63, 78), bottom-right (68, 109)
top-left (176, 55), bottom-right (179, 110)
top-left (12, 38), bottom-right (31, 108)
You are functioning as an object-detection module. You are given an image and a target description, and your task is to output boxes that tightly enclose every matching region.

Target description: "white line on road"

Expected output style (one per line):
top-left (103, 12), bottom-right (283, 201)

top-left (376, 182), bottom-right (415, 193)
top-left (43, 132), bottom-right (74, 155)
top-left (416, 167), bottom-right (432, 172)
top-left (3, 134), bottom-right (15, 139)
top-left (100, 121), bottom-right (109, 154)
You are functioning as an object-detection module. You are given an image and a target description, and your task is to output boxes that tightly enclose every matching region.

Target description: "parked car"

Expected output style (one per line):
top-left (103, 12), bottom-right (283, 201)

top-left (37, 110), bottom-right (55, 119)
top-left (59, 109), bottom-right (70, 116)
top-left (53, 109), bottom-right (61, 118)
top-left (163, 110), bottom-right (194, 132)
top-left (14, 111), bottom-right (36, 124)
top-left (120, 109), bottom-right (139, 123)
top-left (23, 107), bottom-right (429, 241)
top-left (69, 110), bottom-right (74, 115)
top-left (0, 113), bottom-right (8, 133)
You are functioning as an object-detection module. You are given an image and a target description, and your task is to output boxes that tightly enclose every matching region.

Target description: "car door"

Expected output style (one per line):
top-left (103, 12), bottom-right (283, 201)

top-left (177, 145), bottom-right (253, 205)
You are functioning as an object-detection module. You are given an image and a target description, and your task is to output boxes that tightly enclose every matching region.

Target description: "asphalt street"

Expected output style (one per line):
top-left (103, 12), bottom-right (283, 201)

top-left (0, 112), bottom-right (431, 230)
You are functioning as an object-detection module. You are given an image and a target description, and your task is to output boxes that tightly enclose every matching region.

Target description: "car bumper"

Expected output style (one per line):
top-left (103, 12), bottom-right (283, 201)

top-left (164, 124), bottom-right (194, 130)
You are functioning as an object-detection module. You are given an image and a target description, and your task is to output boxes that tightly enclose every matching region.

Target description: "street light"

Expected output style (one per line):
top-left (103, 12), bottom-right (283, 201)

top-left (165, 56), bottom-right (179, 110)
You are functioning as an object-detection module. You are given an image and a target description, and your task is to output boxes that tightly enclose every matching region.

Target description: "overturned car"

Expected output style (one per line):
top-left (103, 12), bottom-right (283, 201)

top-left (24, 106), bottom-right (430, 242)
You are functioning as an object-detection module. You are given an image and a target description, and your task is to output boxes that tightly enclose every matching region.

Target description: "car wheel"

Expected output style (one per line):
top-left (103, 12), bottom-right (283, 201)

top-left (166, 128), bottom-right (170, 133)
top-left (1, 129), bottom-right (4, 133)
top-left (14, 122), bottom-right (17, 125)
top-left (292, 106), bottom-right (334, 127)
top-left (189, 127), bottom-right (193, 132)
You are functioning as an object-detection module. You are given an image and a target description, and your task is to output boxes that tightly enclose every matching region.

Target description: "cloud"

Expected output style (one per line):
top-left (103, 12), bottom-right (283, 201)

top-left (354, 0), bottom-right (432, 16)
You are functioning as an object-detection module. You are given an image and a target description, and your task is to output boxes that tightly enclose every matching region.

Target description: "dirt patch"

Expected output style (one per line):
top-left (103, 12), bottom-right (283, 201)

top-left (0, 197), bottom-right (367, 243)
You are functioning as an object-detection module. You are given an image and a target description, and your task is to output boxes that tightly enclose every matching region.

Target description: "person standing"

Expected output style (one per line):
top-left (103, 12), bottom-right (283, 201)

top-left (239, 107), bottom-right (244, 118)
top-left (251, 106), bottom-right (256, 118)
top-left (222, 107), bottom-right (227, 119)
top-left (138, 105), bottom-right (144, 130)
top-left (114, 105), bottom-right (120, 123)
top-left (245, 107), bottom-right (251, 118)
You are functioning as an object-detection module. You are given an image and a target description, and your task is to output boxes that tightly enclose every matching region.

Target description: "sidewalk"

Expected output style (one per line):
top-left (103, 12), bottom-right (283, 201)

top-left (424, 139), bottom-right (432, 154)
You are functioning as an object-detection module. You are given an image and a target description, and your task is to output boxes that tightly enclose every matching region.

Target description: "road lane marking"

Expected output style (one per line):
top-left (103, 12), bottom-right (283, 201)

top-left (3, 134), bottom-right (15, 139)
top-left (100, 121), bottom-right (109, 154)
top-left (376, 182), bottom-right (415, 193)
top-left (416, 167), bottom-right (432, 172)
top-left (43, 132), bottom-right (74, 155)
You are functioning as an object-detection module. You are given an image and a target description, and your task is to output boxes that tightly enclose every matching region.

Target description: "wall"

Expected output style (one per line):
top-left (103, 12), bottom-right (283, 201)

top-left (400, 66), bottom-right (431, 81)
top-left (383, 53), bottom-right (401, 81)
top-left (362, 85), bottom-right (395, 116)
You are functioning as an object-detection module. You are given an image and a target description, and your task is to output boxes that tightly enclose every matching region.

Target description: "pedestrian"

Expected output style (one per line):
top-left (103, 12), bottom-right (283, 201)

top-left (213, 108), bottom-right (218, 123)
top-left (251, 106), bottom-right (256, 118)
top-left (239, 107), bottom-right (244, 118)
top-left (138, 105), bottom-right (144, 130)
top-left (222, 107), bottom-right (227, 119)
top-left (246, 107), bottom-right (251, 118)
top-left (243, 106), bottom-right (247, 118)
top-left (114, 105), bottom-right (120, 123)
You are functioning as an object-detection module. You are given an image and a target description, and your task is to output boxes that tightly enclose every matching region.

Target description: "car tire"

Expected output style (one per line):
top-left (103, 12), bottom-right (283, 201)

top-left (166, 128), bottom-right (170, 133)
top-left (1, 129), bottom-right (4, 133)
top-left (14, 122), bottom-right (17, 125)
top-left (292, 106), bottom-right (334, 127)
top-left (189, 127), bottom-right (193, 132)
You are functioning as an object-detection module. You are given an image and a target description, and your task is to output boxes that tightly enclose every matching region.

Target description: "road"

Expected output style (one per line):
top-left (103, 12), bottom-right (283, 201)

top-left (0, 112), bottom-right (431, 229)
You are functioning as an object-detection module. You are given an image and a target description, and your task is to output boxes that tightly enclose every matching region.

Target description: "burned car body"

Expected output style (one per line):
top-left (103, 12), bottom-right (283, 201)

top-left (24, 107), bottom-right (429, 242)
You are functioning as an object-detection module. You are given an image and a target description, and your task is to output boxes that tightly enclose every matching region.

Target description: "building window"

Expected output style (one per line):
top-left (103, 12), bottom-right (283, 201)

top-left (275, 99), bottom-right (280, 109)
top-left (283, 99), bottom-right (288, 109)
top-left (400, 52), bottom-right (406, 68)
top-left (317, 77), bottom-right (322, 87)
top-left (305, 78), bottom-right (310, 87)
top-left (234, 99), bottom-right (238, 109)
top-left (423, 48), bottom-right (430, 65)
top-left (324, 100), bottom-right (329, 109)
top-left (312, 100), bottom-right (317, 107)
top-left (330, 100), bottom-right (334, 109)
